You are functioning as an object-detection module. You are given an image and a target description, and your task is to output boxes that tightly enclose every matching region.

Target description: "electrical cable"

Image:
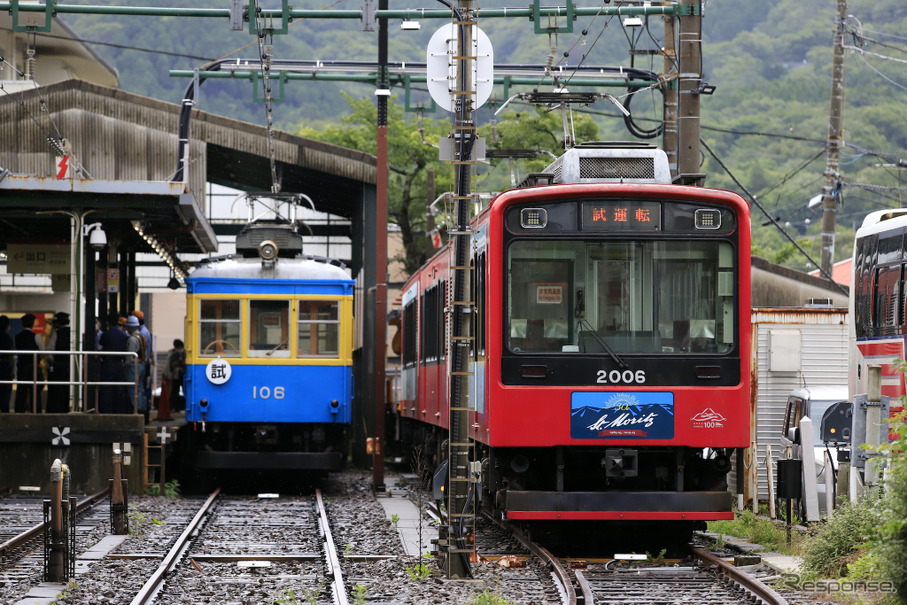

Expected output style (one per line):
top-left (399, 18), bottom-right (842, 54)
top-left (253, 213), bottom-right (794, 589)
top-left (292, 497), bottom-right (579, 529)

top-left (754, 148), bottom-right (826, 201)
top-left (0, 55), bottom-right (90, 177)
top-left (0, 26), bottom-right (216, 62)
top-left (848, 50), bottom-right (907, 92)
top-left (620, 87), bottom-right (663, 139)
top-left (700, 137), bottom-right (846, 293)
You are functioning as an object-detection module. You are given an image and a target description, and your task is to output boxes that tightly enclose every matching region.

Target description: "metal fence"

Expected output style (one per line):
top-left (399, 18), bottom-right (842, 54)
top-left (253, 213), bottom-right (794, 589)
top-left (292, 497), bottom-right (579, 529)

top-left (0, 349), bottom-right (142, 414)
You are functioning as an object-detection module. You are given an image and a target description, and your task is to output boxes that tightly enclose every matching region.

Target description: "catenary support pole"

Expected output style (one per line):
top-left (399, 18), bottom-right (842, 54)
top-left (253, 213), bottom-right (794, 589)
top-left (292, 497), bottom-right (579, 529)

top-left (372, 0), bottom-right (389, 493)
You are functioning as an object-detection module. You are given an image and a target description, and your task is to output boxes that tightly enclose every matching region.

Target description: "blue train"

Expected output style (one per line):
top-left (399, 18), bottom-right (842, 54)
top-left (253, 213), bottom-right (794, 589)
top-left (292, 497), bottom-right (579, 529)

top-left (183, 222), bottom-right (354, 472)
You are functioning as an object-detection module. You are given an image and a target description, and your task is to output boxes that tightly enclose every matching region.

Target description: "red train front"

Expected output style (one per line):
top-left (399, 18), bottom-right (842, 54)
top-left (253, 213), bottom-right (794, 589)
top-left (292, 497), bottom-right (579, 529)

top-left (396, 143), bottom-right (751, 525)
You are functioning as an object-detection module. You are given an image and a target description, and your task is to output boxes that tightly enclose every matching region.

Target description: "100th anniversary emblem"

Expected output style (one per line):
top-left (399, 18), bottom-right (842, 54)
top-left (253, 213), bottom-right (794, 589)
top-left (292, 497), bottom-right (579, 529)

top-left (570, 391), bottom-right (674, 440)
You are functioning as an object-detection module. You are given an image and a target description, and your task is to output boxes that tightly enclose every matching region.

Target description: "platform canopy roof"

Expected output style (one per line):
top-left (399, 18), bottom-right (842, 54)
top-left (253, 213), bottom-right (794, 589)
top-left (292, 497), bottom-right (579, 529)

top-left (0, 79), bottom-right (376, 275)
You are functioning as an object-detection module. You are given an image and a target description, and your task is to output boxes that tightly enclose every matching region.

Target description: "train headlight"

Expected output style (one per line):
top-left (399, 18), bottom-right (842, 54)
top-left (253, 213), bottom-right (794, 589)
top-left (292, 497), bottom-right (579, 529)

top-left (694, 208), bottom-right (721, 230)
top-left (330, 399), bottom-right (340, 414)
top-left (520, 208), bottom-right (548, 229)
top-left (259, 240), bottom-right (279, 261)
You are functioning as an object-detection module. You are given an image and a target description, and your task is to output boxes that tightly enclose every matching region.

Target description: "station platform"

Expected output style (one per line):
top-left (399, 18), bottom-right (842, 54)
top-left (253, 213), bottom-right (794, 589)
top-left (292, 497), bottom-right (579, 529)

top-left (699, 530), bottom-right (803, 574)
top-left (12, 535), bottom-right (130, 605)
top-left (377, 475), bottom-right (434, 558)
top-left (0, 411), bottom-right (187, 495)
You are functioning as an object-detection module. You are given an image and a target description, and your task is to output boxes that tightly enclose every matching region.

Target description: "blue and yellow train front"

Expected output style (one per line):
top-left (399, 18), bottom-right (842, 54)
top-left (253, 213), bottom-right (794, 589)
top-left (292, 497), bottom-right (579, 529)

top-left (184, 271), bottom-right (354, 471)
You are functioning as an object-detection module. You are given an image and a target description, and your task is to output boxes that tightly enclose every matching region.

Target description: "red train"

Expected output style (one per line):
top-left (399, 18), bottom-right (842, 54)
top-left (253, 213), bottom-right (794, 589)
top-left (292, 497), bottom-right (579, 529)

top-left (394, 143), bottom-right (751, 525)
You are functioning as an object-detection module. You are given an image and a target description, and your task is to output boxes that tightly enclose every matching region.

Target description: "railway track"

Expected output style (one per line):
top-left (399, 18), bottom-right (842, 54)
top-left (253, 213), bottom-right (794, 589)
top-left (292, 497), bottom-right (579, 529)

top-left (480, 511), bottom-right (788, 605)
top-left (0, 489), bottom-right (110, 577)
top-left (571, 547), bottom-right (789, 605)
top-left (127, 489), bottom-right (348, 605)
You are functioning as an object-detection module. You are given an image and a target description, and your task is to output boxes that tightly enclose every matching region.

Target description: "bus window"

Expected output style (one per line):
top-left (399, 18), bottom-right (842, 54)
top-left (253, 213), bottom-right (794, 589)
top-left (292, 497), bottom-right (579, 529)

top-left (199, 299), bottom-right (241, 357)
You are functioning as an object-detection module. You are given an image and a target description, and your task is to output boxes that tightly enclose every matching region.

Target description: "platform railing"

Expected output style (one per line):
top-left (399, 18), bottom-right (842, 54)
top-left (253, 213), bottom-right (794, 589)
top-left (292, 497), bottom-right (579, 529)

top-left (0, 349), bottom-right (141, 414)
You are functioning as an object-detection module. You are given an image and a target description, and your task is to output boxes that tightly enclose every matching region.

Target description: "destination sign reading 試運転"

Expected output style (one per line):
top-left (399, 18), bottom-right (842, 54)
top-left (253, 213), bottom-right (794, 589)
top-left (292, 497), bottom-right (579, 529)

top-left (581, 201), bottom-right (662, 232)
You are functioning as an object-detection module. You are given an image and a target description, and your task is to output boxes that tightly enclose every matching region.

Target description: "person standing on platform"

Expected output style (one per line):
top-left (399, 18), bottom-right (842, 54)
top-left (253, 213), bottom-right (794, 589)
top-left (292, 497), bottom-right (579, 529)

top-left (0, 316), bottom-right (14, 413)
top-left (131, 310), bottom-right (153, 408)
top-left (98, 312), bottom-right (128, 414)
top-left (46, 312), bottom-right (71, 413)
top-left (162, 339), bottom-right (186, 414)
top-left (14, 313), bottom-right (43, 413)
top-left (125, 315), bottom-right (148, 421)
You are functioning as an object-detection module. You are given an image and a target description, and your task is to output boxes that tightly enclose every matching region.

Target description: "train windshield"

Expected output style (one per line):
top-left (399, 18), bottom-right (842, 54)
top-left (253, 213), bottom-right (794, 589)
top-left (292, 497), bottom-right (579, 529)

top-left (506, 239), bottom-right (735, 354)
top-left (248, 299), bottom-right (290, 358)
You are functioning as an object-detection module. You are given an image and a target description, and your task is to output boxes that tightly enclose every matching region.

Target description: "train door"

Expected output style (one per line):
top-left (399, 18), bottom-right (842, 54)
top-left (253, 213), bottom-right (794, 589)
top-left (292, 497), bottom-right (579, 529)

top-left (420, 279), bottom-right (446, 426)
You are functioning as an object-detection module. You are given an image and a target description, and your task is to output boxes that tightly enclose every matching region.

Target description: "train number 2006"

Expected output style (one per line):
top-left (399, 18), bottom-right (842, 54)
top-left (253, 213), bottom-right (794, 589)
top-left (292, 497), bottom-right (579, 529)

top-left (596, 369), bottom-right (646, 384)
top-left (252, 386), bottom-right (286, 399)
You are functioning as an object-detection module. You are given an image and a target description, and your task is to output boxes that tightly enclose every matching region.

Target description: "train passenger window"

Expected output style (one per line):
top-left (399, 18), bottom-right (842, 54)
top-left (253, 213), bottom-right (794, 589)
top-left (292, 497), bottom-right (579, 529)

top-left (297, 300), bottom-right (340, 358)
top-left (248, 299), bottom-right (289, 358)
top-left (199, 299), bottom-right (241, 357)
top-left (901, 265), bottom-right (907, 327)
top-left (421, 282), bottom-right (446, 362)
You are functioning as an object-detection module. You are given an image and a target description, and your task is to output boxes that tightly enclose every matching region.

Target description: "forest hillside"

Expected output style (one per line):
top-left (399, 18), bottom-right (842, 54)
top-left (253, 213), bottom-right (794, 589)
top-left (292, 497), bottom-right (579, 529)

top-left (58, 0), bottom-right (907, 269)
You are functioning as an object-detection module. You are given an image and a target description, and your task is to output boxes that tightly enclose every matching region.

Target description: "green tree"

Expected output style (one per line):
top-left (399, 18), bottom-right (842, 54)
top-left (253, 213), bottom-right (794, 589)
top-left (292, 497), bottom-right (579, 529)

top-left (297, 97), bottom-right (589, 274)
top-left (297, 93), bottom-right (452, 274)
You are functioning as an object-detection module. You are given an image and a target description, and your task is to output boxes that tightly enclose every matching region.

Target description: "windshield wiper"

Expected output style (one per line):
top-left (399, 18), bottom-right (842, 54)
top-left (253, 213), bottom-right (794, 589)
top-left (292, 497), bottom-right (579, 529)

top-left (577, 318), bottom-right (628, 370)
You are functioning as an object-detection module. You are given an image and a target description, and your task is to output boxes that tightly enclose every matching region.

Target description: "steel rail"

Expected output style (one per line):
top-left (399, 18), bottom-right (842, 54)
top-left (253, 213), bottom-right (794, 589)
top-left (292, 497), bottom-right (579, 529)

top-left (573, 569), bottom-right (594, 605)
top-left (130, 489), bottom-right (221, 605)
top-left (0, 487), bottom-right (110, 570)
top-left (483, 512), bottom-right (576, 605)
top-left (315, 489), bottom-right (349, 605)
top-left (690, 546), bottom-right (789, 605)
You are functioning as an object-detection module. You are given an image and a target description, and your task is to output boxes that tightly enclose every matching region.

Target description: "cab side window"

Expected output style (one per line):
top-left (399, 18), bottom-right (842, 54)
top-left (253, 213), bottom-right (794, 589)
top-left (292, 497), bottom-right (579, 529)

top-left (783, 396), bottom-right (804, 436)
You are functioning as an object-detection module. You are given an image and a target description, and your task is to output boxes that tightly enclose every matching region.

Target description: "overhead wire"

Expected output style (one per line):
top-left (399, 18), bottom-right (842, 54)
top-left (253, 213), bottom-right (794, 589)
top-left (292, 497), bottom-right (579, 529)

top-left (849, 51), bottom-right (907, 92)
top-left (859, 25), bottom-right (907, 44)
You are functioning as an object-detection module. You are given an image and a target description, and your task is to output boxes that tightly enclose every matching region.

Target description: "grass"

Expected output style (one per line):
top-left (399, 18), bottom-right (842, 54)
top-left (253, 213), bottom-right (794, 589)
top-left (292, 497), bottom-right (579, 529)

top-left (707, 508), bottom-right (807, 556)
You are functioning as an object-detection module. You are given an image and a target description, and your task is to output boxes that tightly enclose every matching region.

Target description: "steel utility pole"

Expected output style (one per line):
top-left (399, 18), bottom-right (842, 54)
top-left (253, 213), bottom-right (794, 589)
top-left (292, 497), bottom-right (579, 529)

top-left (820, 0), bottom-right (847, 275)
top-left (372, 0), bottom-right (389, 493)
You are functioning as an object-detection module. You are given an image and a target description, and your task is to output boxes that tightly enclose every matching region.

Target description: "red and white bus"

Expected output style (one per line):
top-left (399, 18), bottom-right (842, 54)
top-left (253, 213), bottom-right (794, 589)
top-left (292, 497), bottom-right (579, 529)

top-left (849, 208), bottom-right (907, 431)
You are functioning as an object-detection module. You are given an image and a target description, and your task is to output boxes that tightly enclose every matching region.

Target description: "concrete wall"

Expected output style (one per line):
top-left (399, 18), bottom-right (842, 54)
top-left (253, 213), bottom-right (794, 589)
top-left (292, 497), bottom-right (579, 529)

top-left (0, 414), bottom-right (147, 494)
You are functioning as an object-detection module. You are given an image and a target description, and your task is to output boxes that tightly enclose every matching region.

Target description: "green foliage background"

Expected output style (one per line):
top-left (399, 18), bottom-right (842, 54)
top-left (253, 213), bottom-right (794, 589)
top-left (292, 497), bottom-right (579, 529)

top-left (59, 0), bottom-right (907, 270)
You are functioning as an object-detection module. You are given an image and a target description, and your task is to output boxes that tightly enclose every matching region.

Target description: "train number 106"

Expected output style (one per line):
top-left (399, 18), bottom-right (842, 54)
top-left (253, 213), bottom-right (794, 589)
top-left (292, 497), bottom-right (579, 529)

top-left (252, 386), bottom-right (286, 399)
top-left (596, 369), bottom-right (646, 384)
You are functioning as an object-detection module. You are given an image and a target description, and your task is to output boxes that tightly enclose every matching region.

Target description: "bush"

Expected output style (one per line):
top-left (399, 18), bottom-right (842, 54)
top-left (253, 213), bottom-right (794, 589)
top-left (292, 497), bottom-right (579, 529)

top-left (873, 408), bottom-right (907, 601)
top-left (708, 509), bottom-right (795, 554)
top-left (802, 490), bottom-right (880, 578)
